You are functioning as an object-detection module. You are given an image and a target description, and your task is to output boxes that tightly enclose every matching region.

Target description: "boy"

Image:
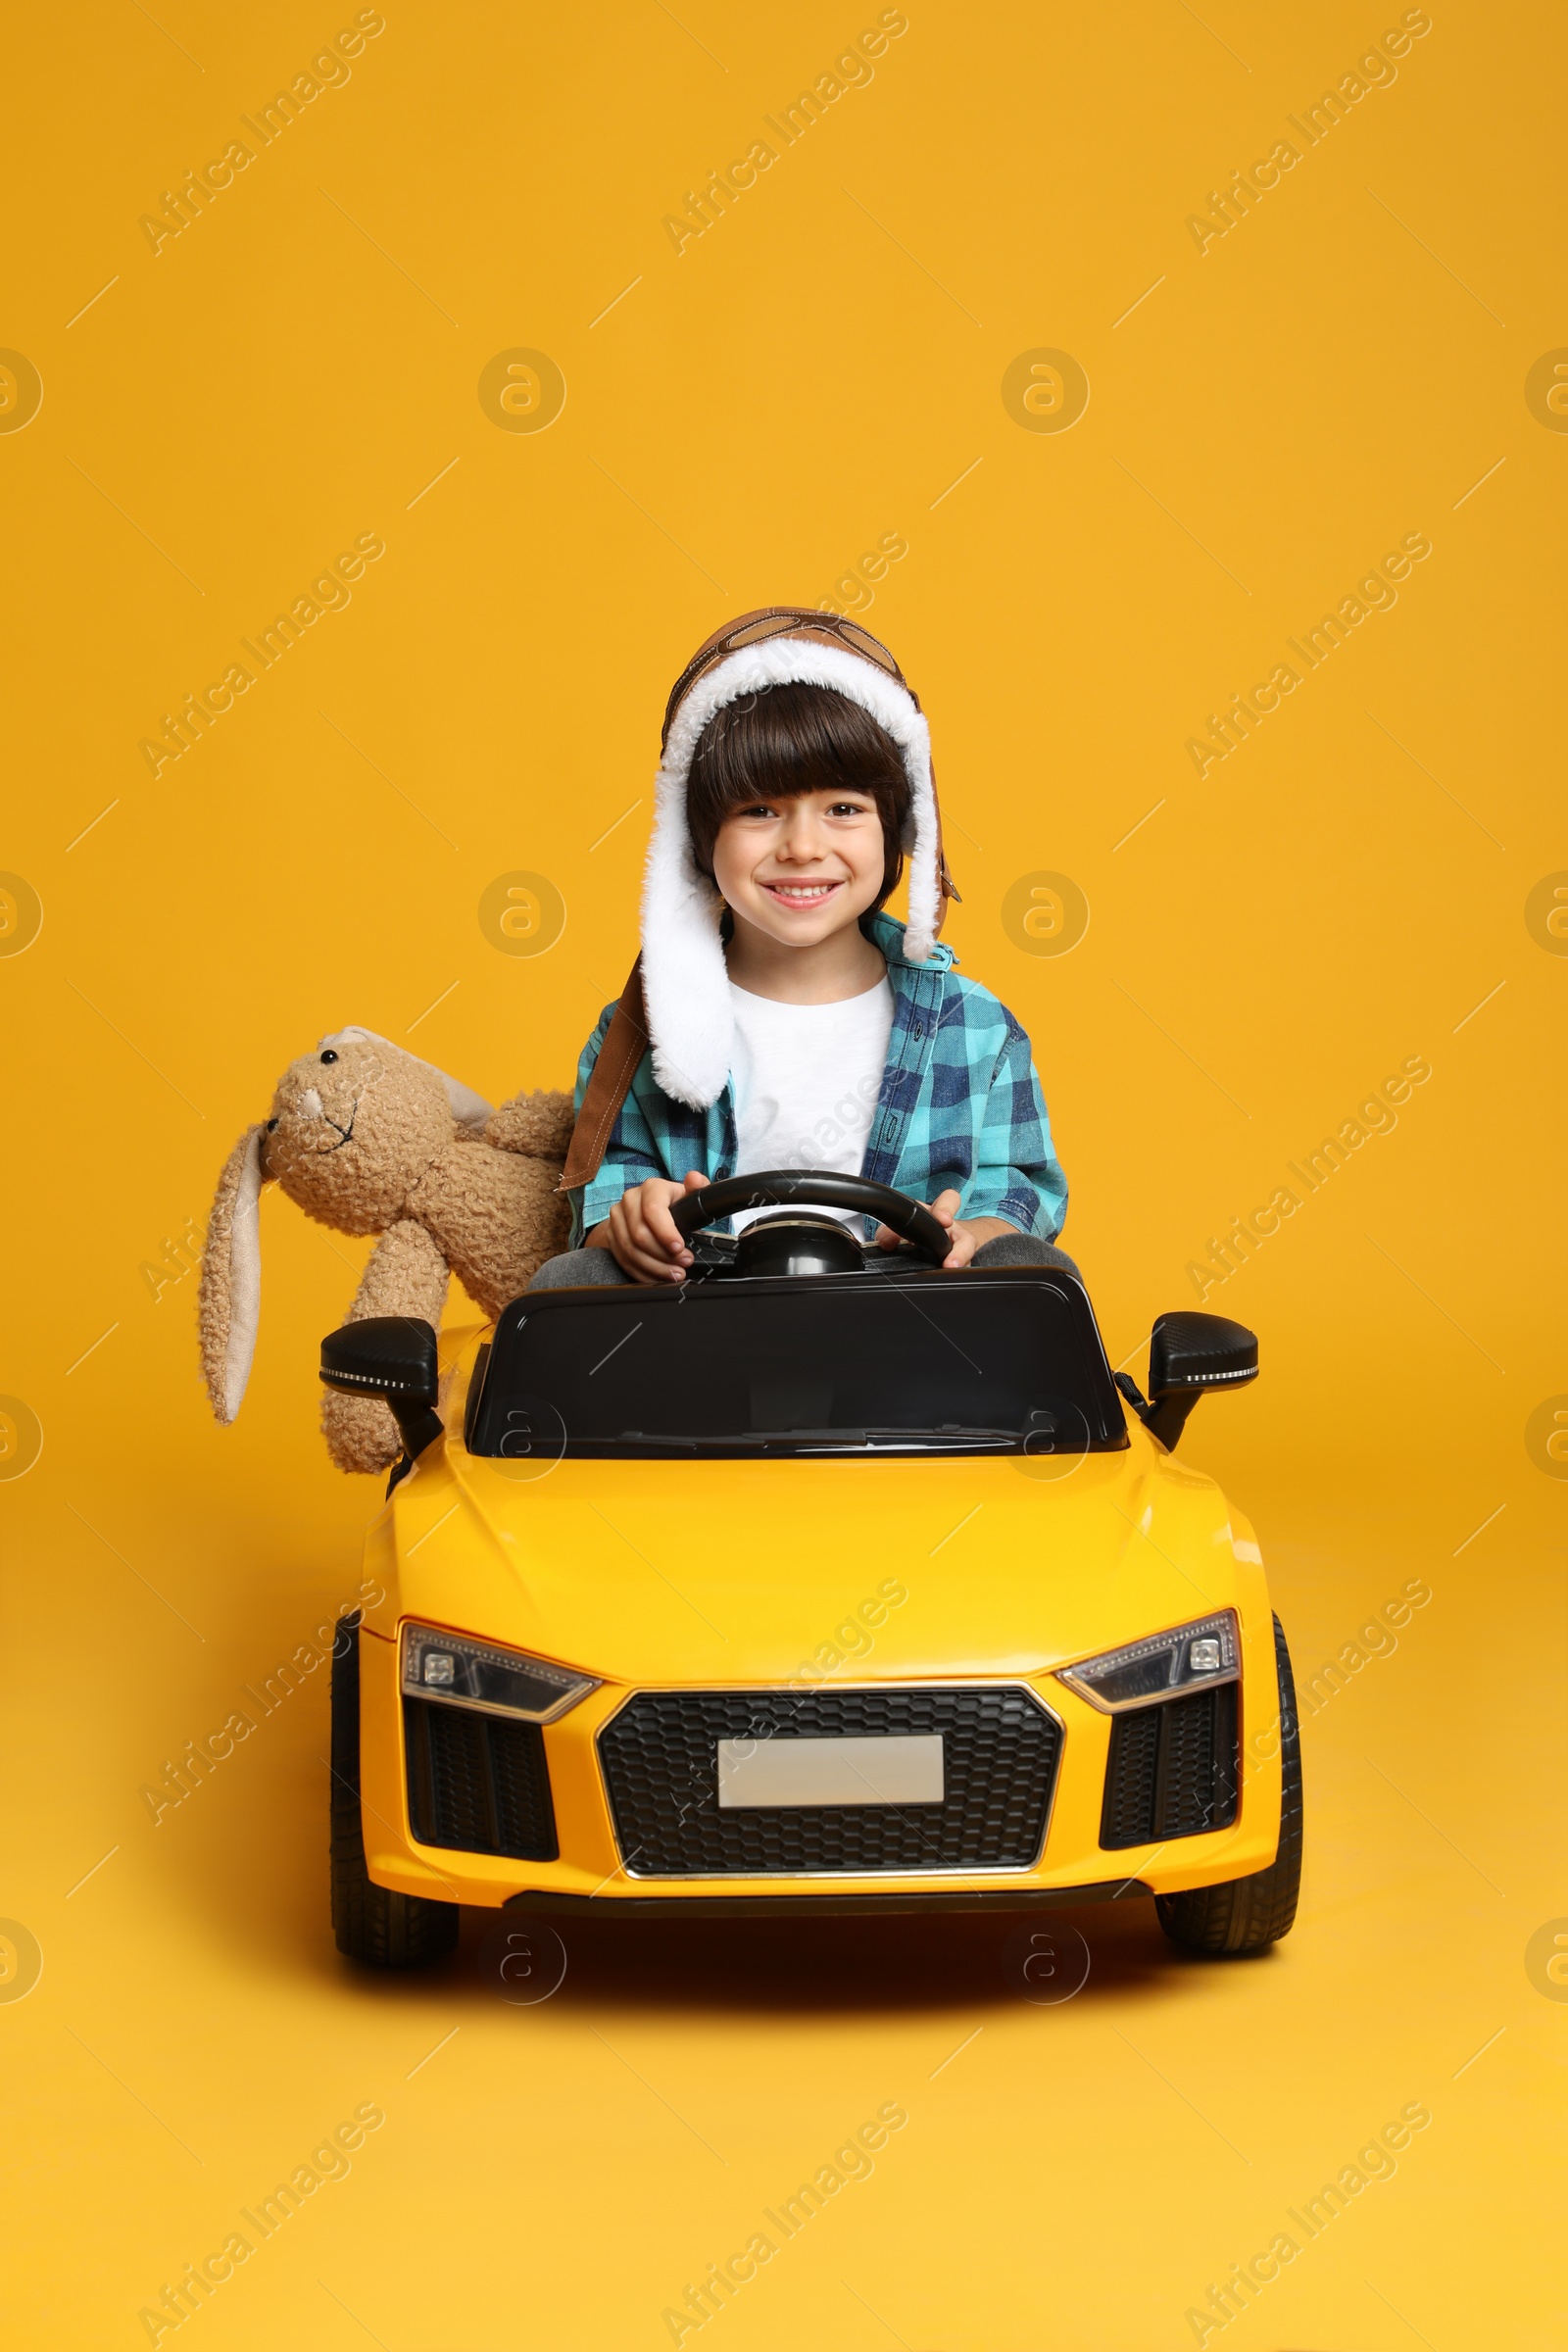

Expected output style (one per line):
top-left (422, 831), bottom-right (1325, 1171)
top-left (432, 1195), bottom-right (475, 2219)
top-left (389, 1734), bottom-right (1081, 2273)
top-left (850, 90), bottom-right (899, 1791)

top-left (538, 609), bottom-right (1070, 1287)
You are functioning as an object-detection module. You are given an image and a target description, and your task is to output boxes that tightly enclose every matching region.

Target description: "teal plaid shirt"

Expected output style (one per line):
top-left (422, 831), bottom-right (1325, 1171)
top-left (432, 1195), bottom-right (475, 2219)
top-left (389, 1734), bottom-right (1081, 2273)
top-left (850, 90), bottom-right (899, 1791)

top-left (568, 913), bottom-right (1068, 1247)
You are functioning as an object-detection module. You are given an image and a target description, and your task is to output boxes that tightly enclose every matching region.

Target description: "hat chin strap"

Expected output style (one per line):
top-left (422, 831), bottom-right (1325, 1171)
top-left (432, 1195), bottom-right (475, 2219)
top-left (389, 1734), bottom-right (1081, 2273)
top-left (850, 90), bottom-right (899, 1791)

top-left (641, 635), bottom-right (944, 1110)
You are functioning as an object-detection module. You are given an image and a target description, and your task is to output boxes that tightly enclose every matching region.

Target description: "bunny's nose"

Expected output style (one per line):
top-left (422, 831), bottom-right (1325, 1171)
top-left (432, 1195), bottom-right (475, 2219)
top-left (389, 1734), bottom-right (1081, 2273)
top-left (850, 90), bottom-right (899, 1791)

top-left (297, 1088), bottom-right (324, 1118)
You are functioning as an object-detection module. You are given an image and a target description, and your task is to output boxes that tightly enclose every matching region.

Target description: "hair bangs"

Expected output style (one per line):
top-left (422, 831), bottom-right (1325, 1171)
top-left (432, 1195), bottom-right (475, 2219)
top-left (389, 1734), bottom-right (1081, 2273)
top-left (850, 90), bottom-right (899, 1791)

top-left (686, 681), bottom-right (911, 906)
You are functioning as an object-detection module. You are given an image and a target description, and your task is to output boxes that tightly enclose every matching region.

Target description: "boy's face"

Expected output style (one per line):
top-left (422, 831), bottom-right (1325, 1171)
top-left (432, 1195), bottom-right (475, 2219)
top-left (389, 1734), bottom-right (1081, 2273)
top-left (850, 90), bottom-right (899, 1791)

top-left (710, 786), bottom-right (887, 949)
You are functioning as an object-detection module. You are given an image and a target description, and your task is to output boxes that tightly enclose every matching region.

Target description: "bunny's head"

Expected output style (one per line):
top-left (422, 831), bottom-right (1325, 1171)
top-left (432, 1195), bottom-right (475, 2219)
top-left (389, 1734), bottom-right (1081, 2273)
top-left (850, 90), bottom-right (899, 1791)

top-left (264, 1033), bottom-right (466, 1233)
top-left (198, 1028), bottom-right (492, 1426)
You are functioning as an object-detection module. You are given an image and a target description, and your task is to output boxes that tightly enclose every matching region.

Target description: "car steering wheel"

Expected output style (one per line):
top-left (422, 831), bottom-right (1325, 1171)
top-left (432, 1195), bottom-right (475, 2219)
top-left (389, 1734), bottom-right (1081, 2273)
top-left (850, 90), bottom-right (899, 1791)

top-left (669, 1170), bottom-right (952, 1266)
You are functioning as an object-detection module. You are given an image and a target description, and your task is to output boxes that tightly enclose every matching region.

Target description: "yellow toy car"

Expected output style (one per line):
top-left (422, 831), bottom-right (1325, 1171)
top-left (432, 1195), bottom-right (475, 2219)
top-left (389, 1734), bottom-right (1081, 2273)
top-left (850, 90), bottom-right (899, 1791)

top-left (321, 1173), bottom-right (1300, 1968)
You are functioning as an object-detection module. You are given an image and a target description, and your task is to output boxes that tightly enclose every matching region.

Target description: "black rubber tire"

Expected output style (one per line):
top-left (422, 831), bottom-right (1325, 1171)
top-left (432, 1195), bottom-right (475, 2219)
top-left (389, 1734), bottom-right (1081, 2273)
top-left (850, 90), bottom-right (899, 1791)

top-left (330, 1614), bottom-right (459, 1969)
top-left (1155, 1613), bottom-right (1302, 1958)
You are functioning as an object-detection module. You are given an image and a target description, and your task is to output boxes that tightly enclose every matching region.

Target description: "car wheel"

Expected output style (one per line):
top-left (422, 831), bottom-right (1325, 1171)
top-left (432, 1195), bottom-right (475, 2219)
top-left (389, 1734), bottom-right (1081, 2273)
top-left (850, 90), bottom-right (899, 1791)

top-left (1155, 1612), bottom-right (1302, 1958)
top-left (330, 1613), bottom-right (459, 1968)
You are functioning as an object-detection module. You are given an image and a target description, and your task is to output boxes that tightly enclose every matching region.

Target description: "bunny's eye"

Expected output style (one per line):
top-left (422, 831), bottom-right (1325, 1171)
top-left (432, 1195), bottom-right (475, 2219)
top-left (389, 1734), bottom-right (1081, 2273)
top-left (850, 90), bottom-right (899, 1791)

top-left (319, 1050), bottom-right (338, 1064)
top-left (266, 1118), bottom-right (279, 1133)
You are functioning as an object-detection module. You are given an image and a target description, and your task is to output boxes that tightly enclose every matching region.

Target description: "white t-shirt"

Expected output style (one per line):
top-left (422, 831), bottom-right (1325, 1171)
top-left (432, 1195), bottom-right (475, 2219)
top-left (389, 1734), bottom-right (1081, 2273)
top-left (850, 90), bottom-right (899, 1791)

top-left (728, 977), bottom-right (894, 1235)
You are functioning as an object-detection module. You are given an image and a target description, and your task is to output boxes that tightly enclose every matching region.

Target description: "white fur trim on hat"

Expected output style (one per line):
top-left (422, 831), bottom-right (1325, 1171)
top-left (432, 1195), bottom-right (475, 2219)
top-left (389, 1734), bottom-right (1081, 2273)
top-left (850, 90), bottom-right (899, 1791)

top-left (318, 1028), bottom-right (494, 1134)
top-left (642, 638), bottom-right (937, 1109)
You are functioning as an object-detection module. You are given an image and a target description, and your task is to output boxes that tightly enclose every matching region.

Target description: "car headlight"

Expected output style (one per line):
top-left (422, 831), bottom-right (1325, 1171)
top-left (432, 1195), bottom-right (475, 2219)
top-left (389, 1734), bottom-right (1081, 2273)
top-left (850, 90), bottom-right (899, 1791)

top-left (1055, 1610), bottom-right (1239, 1713)
top-left (400, 1624), bottom-right (599, 1724)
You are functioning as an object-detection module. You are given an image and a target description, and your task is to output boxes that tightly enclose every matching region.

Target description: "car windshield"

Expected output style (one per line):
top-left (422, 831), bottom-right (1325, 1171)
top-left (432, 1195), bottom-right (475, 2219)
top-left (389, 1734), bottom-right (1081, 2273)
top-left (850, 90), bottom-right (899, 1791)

top-left (466, 1269), bottom-right (1127, 1461)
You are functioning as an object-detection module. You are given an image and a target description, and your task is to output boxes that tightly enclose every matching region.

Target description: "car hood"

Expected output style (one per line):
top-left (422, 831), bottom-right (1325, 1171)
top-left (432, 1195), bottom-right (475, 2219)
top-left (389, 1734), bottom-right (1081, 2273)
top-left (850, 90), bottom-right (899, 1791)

top-left (360, 1432), bottom-right (1261, 1687)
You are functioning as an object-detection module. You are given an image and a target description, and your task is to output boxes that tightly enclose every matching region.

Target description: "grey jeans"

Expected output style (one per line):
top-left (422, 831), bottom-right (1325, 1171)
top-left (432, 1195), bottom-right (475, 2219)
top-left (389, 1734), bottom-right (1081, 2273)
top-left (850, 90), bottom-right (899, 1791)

top-left (527, 1231), bottom-right (1080, 1289)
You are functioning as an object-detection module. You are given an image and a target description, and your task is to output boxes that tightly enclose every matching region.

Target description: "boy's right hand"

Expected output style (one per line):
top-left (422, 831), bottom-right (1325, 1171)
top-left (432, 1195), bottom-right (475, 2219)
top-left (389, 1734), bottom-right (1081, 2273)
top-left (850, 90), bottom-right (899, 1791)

top-left (598, 1170), bottom-right (709, 1284)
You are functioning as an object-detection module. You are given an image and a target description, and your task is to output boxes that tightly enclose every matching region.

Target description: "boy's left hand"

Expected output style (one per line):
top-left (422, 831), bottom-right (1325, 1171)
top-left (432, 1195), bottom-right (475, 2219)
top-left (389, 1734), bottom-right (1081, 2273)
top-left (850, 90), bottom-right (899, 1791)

top-left (873, 1189), bottom-right (1014, 1271)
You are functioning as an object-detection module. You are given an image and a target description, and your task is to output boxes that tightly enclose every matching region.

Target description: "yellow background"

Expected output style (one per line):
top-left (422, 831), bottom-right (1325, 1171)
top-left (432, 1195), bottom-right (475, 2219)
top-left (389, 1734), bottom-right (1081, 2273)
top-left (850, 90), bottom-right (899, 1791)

top-left (4, 2), bottom-right (1563, 2344)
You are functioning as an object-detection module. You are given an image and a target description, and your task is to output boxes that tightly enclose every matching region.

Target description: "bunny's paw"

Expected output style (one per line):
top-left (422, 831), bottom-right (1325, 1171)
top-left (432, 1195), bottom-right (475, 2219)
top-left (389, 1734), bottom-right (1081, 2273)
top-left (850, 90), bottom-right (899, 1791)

top-left (485, 1089), bottom-right (575, 1161)
top-left (321, 1389), bottom-right (403, 1477)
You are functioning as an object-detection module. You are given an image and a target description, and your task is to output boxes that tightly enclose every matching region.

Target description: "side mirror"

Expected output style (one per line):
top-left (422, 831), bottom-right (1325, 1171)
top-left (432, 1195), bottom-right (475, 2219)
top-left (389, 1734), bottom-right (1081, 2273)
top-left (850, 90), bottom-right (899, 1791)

top-left (1116, 1311), bottom-right (1258, 1450)
top-left (319, 1317), bottom-right (444, 1463)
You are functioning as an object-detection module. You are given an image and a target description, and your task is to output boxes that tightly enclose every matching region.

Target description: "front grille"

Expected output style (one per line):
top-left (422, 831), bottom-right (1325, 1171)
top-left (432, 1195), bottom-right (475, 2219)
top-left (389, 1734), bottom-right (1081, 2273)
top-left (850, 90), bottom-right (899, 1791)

top-left (1100, 1685), bottom-right (1238, 1848)
top-left (404, 1697), bottom-right (559, 1860)
top-left (598, 1686), bottom-right (1061, 1877)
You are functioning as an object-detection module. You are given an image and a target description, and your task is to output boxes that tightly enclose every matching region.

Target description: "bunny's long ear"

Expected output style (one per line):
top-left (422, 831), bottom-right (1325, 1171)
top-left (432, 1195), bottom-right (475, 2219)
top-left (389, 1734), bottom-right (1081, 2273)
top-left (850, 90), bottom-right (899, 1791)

top-left (319, 1025), bottom-right (492, 1135)
top-left (198, 1126), bottom-right (266, 1423)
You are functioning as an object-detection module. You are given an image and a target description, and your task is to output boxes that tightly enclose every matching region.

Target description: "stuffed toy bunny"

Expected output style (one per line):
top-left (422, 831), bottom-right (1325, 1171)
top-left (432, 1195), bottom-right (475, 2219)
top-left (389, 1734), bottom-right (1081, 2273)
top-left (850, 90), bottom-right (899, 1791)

top-left (198, 1027), bottom-right (572, 1474)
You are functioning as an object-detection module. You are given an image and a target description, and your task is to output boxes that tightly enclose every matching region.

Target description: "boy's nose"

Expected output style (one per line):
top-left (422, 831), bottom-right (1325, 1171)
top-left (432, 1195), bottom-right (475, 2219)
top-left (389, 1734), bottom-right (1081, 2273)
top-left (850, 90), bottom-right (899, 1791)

top-left (778, 814), bottom-right (827, 859)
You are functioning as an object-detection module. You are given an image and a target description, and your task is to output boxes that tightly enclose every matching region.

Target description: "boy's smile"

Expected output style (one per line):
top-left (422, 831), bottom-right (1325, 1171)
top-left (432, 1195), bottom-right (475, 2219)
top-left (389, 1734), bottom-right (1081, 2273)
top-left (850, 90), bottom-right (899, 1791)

top-left (760, 877), bottom-right (846, 907)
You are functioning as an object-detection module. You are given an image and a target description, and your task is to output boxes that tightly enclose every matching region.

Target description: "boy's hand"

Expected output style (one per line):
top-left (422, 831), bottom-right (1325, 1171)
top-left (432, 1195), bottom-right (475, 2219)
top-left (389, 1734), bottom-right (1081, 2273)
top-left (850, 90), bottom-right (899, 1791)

top-left (598, 1170), bottom-right (708, 1284)
top-left (873, 1189), bottom-right (1014, 1271)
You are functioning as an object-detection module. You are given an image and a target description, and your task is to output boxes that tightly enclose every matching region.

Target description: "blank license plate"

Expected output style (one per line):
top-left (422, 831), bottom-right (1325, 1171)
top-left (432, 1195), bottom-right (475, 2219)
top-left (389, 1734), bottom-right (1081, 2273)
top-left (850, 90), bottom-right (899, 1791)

top-left (716, 1734), bottom-right (945, 1809)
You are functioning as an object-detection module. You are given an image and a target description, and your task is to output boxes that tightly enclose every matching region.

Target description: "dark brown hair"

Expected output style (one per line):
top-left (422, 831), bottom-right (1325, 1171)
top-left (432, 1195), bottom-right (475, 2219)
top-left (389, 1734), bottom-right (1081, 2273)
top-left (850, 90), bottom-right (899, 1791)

top-left (686, 681), bottom-right (910, 906)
